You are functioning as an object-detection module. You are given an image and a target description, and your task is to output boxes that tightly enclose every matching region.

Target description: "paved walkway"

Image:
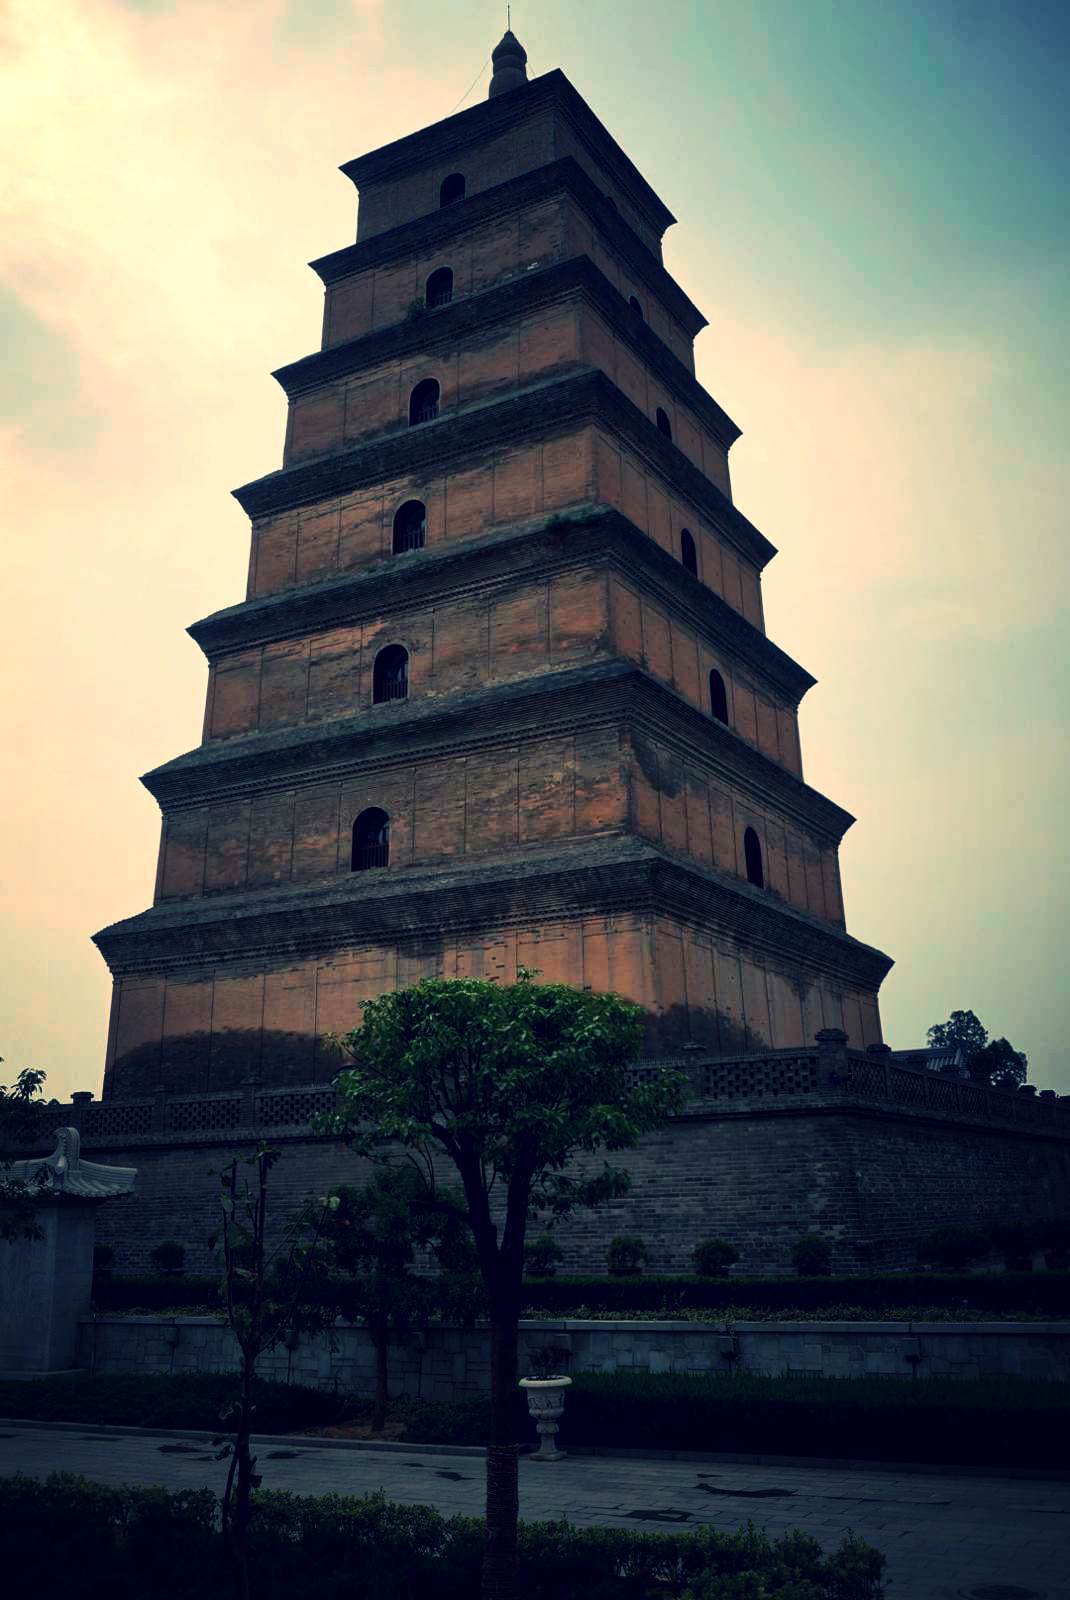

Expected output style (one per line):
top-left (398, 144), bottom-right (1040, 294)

top-left (1, 1423), bottom-right (1067, 1600)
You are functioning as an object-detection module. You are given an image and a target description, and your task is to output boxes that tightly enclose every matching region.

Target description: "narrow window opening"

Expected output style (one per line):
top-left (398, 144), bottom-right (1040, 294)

top-left (372, 645), bottom-right (409, 705)
top-left (409, 378), bottom-right (440, 426)
top-left (744, 826), bottom-right (764, 889)
top-left (680, 528), bottom-right (698, 576)
top-left (439, 173), bottom-right (465, 207)
top-left (655, 407), bottom-right (672, 440)
top-left (425, 266), bottom-right (453, 308)
top-left (709, 668), bottom-right (729, 724)
top-left (352, 808), bottom-right (390, 871)
top-left (392, 500), bottom-right (426, 554)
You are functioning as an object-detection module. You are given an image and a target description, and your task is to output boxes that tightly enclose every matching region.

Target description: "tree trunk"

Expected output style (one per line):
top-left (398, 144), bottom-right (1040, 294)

top-left (372, 1325), bottom-right (390, 1432)
top-left (229, 1342), bottom-right (255, 1600)
top-left (481, 1303), bottom-right (520, 1600)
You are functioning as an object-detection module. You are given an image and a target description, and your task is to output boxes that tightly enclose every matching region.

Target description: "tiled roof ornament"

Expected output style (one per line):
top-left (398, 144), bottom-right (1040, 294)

top-left (488, 29), bottom-right (528, 98)
top-left (8, 1125), bottom-right (136, 1200)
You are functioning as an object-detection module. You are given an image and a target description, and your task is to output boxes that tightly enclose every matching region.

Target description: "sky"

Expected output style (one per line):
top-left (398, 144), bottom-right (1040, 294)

top-left (1, 0), bottom-right (1067, 1101)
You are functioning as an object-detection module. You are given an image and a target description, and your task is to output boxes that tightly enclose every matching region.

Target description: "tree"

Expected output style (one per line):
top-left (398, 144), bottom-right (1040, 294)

top-left (972, 1037), bottom-right (1028, 1091)
top-left (0, 1063), bottom-right (50, 1243)
top-left (927, 1010), bottom-right (1028, 1088)
top-left (210, 1146), bottom-right (336, 1600)
top-left (324, 1165), bottom-right (473, 1432)
top-left (325, 971), bottom-right (682, 1600)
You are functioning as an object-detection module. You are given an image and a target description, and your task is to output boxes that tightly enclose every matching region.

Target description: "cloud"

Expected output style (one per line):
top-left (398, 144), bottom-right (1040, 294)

top-left (0, 0), bottom-right (1064, 1097)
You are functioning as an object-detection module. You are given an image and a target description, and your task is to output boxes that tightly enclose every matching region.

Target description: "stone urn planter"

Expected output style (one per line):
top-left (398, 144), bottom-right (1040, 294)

top-left (518, 1375), bottom-right (572, 1461)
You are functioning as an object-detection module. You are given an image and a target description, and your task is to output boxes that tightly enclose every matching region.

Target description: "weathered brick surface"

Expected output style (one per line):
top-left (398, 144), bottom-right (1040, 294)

top-left (81, 1097), bottom-right (1070, 1277)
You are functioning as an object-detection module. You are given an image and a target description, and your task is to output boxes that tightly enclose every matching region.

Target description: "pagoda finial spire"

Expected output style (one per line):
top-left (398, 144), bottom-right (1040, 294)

top-left (488, 25), bottom-right (528, 98)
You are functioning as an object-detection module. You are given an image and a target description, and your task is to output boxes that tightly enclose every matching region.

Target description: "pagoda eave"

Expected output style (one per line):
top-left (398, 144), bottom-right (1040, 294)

top-left (140, 658), bottom-right (851, 841)
top-left (310, 157), bottom-right (707, 336)
top-left (188, 507), bottom-right (811, 701)
top-left (340, 70), bottom-right (676, 237)
top-left (232, 369), bottom-right (776, 571)
top-left (93, 835), bottom-right (892, 991)
top-left (273, 255), bottom-right (739, 450)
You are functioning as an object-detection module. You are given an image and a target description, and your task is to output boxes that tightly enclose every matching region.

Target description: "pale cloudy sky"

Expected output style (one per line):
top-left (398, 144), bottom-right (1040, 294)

top-left (1, 0), bottom-right (1067, 1100)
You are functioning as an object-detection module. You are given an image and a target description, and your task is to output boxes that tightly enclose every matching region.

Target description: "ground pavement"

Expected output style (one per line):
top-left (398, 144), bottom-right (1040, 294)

top-left (0, 1421), bottom-right (1067, 1600)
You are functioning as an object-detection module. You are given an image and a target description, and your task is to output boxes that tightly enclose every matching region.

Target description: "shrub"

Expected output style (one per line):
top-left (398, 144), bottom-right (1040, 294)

top-left (790, 1234), bottom-right (832, 1276)
top-left (984, 1222), bottom-right (1036, 1272)
top-left (692, 1238), bottom-right (740, 1277)
top-left (0, 1373), bottom-right (352, 1434)
top-left (607, 1235), bottom-right (648, 1276)
top-left (562, 1370), bottom-right (1067, 1470)
top-left (92, 1244), bottom-right (115, 1274)
top-left (524, 1234), bottom-right (564, 1277)
top-left (916, 1226), bottom-right (987, 1272)
top-left (149, 1240), bottom-right (186, 1275)
top-left (1040, 1218), bottom-right (1070, 1271)
top-left (0, 1475), bottom-right (885, 1599)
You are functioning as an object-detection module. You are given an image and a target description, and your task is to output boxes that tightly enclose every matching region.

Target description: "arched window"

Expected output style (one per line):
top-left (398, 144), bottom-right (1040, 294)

top-left (709, 668), bottom-right (729, 724)
top-left (655, 407), bottom-right (672, 440)
top-left (409, 378), bottom-right (439, 426)
top-left (425, 266), bottom-right (453, 308)
top-left (372, 644), bottom-right (409, 705)
top-left (680, 528), bottom-right (697, 576)
top-left (439, 173), bottom-right (465, 207)
top-left (744, 826), bottom-right (764, 889)
top-left (352, 808), bottom-right (390, 871)
top-left (629, 295), bottom-right (644, 320)
top-left (392, 500), bottom-right (426, 554)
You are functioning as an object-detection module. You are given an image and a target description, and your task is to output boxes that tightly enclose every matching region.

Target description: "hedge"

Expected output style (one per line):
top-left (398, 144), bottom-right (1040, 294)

top-left (516, 1271), bottom-right (1070, 1318)
top-left (0, 1475), bottom-right (886, 1599)
top-left (0, 1373), bottom-right (351, 1433)
top-left (395, 1372), bottom-right (1069, 1468)
top-left (92, 1269), bottom-right (1070, 1319)
top-left (4, 1370), bottom-right (1066, 1469)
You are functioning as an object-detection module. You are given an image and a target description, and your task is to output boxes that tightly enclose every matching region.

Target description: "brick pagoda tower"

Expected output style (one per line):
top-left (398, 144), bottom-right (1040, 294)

top-left (94, 33), bottom-right (893, 1105)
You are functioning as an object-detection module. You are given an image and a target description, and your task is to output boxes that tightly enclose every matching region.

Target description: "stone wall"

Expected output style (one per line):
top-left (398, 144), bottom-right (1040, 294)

top-left (76, 1315), bottom-right (1070, 1396)
top-left (33, 1044), bottom-right (1070, 1277)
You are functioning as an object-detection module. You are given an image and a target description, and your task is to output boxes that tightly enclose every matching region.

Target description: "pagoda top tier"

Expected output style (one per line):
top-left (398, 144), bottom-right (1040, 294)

top-left (340, 65), bottom-right (677, 247)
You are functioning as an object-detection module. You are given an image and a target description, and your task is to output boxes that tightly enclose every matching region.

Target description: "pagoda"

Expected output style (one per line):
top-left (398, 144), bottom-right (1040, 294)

top-left (94, 33), bottom-right (893, 1102)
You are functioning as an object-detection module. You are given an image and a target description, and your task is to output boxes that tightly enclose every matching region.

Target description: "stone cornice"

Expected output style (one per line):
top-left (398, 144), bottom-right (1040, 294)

top-left (233, 369), bottom-right (776, 572)
top-left (340, 71), bottom-right (676, 239)
top-left (190, 507), bottom-right (811, 702)
top-left (141, 659), bottom-right (850, 844)
top-left (274, 254), bottom-right (739, 451)
top-left (311, 157), bottom-right (706, 338)
top-left (93, 835), bottom-right (891, 991)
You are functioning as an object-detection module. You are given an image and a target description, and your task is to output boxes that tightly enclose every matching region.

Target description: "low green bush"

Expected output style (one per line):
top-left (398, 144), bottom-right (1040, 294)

top-left (916, 1227), bottom-right (988, 1272)
top-left (607, 1236), bottom-right (648, 1276)
top-left (0, 1475), bottom-right (885, 1599)
top-left (524, 1234), bottom-right (564, 1277)
top-left (692, 1238), bottom-right (740, 1277)
top-left (149, 1240), bottom-right (187, 1274)
top-left (790, 1234), bottom-right (832, 1276)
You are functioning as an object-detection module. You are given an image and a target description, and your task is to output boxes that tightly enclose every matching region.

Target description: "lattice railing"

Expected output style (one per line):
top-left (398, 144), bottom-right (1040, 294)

top-left (166, 1096), bottom-right (241, 1134)
top-left (256, 1088), bottom-right (337, 1127)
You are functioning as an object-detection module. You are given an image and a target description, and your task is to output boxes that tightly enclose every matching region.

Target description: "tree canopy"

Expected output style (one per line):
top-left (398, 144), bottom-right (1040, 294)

top-left (324, 970), bottom-right (683, 1600)
top-left (927, 1010), bottom-right (1028, 1089)
top-left (1, 1063), bottom-right (50, 1243)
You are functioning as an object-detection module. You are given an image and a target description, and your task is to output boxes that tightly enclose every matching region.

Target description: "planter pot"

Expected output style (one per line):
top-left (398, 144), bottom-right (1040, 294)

top-left (518, 1376), bottom-right (572, 1462)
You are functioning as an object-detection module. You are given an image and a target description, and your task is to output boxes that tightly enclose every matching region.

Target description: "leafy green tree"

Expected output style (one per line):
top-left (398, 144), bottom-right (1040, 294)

top-left (325, 971), bottom-right (682, 1600)
top-left (324, 1166), bottom-right (479, 1432)
top-left (927, 1010), bottom-right (1028, 1088)
top-left (0, 1063), bottom-right (50, 1243)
